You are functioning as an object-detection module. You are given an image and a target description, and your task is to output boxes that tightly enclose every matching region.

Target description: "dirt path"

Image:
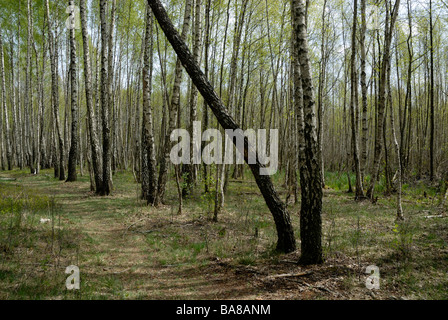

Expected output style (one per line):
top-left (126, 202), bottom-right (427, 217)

top-left (4, 170), bottom-right (416, 300)
top-left (45, 179), bottom-right (260, 300)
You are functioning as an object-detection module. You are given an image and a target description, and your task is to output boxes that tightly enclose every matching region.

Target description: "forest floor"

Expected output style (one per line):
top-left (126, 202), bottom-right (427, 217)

top-left (0, 168), bottom-right (447, 300)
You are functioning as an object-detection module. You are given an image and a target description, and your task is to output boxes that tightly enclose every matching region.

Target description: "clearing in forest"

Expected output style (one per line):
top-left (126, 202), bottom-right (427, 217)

top-left (0, 169), bottom-right (447, 300)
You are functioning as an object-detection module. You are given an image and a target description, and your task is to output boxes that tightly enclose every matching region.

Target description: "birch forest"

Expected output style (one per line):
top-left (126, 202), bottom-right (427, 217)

top-left (0, 0), bottom-right (447, 301)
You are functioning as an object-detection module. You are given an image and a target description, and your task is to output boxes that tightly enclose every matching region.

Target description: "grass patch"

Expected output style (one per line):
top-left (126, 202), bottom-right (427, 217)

top-left (0, 168), bottom-right (447, 299)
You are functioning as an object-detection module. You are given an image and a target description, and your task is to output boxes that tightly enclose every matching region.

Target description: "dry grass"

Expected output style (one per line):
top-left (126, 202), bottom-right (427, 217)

top-left (0, 168), bottom-right (447, 300)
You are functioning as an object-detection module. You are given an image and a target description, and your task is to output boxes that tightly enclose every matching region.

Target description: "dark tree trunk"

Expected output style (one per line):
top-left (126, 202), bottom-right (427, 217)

top-left (141, 3), bottom-right (158, 205)
top-left (66, 0), bottom-right (79, 182)
top-left (292, 0), bottom-right (324, 265)
top-left (99, 0), bottom-right (112, 195)
top-left (360, 0), bottom-right (368, 179)
top-left (429, 0), bottom-right (435, 181)
top-left (350, 0), bottom-right (365, 200)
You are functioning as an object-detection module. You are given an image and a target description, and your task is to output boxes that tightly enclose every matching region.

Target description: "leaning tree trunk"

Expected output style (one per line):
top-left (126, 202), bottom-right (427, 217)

top-left (147, 0), bottom-right (296, 253)
top-left (141, 3), bottom-right (158, 205)
top-left (292, 0), bottom-right (324, 265)
top-left (80, 0), bottom-right (103, 193)
top-left (66, 0), bottom-right (79, 182)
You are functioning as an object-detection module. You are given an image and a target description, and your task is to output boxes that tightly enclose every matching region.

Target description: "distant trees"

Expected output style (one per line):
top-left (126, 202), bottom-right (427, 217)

top-left (367, 0), bottom-right (401, 200)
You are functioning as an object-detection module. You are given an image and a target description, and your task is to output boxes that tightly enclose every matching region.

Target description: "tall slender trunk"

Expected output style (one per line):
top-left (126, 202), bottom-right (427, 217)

top-left (80, 0), bottom-right (103, 193)
top-left (429, 0), bottom-right (435, 181)
top-left (215, 0), bottom-right (249, 215)
top-left (402, 0), bottom-right (413, 174)
top-left (292, 0), bottom-right (323, 265)
top-left (25, 0), bottom-right (33, 173)
top-left (67, 0), bottom-right (79, 182)
top-left (184, 0), bottom-right (202, 197)
top-left (388, 57), bottom-right (404, 220)
top-left (350, 0), bottom-right (365, 200)
top-left (141, 3), bottom-right (158, 205)
top-left (290, 25), bottom-right (303, 205)
top-left (32, 16), bottom-right (46, 173)
top-left (17, 0), bottom-right (24, 170)
top-left (367, 0), bottom-right (400, 200)
top-left (202, 0), bottom-right (212, 194)
top-left (154, 0), bottom-right (193, 206)
top-left (45, 0), bottom-right (65, 180)
top-left (9, 40), bottom-right (19, 169)
top-left (107, 0), bottom-right (117, 189)
top-left (360, 0), bottom-right (368, 179)
top-left (0, 33), bottom-right (12, 170)
top-left (99, 0), bottom-right (111, 195)
top-left (214, 0), bottom-right (232, 217)
top-left (317, 0), bottom-right (327, 188)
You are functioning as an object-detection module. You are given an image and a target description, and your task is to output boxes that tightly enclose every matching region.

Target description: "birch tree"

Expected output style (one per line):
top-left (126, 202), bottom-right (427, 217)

top-left (155, 0), bottom-right (193, 206)
top-left (99, 0), bottom-right (112, 195)
top-left (350, 0), bottom-right (365, 200)
top-left (66, 0), bottom-right (79, 182)
top-left (292, 0), bottom-right (324, 264)
top-left (0, 32), bottom-right (11, 171)
top-left (141, 3), bottom-right (158, 204)
top-left (367, 0), bottom-right (401, 200)
top-left (80, 0), bottom-right (103, 193)
top-left (45, 0), bottom-right (65, 181)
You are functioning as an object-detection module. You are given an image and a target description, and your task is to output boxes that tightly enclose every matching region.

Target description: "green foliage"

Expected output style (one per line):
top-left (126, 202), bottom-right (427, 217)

top-left (390, 221), bottom-right (414, 261)
top-left (325, 172), bottom-right (353, 191)
top-left (198, 169), bottom-right (217, 217)
top-left (0, 185), bottom-right (50, 216)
